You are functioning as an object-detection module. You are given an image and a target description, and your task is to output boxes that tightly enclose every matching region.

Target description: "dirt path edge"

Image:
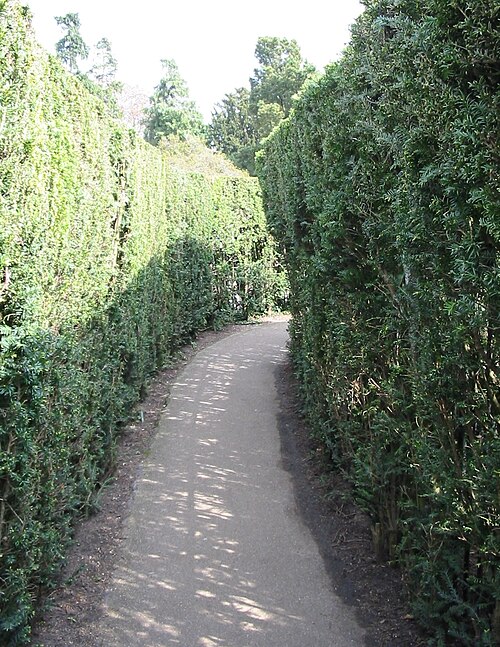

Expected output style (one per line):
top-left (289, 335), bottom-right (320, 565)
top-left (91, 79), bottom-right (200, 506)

top-left (275, 361), bottom-right (426, 646)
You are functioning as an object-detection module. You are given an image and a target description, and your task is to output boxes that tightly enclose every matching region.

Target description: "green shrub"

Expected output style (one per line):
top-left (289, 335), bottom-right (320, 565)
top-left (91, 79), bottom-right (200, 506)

top-left (258, 0), bottom-right (499, 643)
top-left (0, 3), bottom-right (286, 643)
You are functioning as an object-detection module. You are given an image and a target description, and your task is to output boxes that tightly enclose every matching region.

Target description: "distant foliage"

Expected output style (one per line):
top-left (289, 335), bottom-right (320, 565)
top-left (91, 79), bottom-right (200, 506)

top-left (250, 36), bottom-right (315, 116)
top-left (143, 58), bottom-right (205, 145)
top-left (0, 4), bottom-right (286, 644)
top-left (54, 12), bottom-right (89, 74)
top-left (258, 0), bottom-right (499, 644)
top-left (55, 13), bottom-right (121, 115)
top-left (117, 84), bottom-right (149, 134)
top-left (209, 87), bottom-right (257, 174)
top-left (88, 37), bottom-right (118, 87)
top-left (209, 37), bottom-right (316, 175)
top-left (159, 134), bottom-right (249, 177)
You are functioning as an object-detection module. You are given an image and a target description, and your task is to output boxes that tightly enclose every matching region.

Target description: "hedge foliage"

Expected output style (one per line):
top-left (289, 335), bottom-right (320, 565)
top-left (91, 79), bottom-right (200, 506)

top-left (0, 3), bottom-right (286, 643)
top-left (258, 0), bottom-right (499, 644)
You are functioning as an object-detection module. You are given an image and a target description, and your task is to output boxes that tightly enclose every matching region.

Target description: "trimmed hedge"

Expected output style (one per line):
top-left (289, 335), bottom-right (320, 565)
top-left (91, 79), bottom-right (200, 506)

top-left (0, 3), bottom-right (286, 643)
top-left (258, 0), bottom-right (499, 644)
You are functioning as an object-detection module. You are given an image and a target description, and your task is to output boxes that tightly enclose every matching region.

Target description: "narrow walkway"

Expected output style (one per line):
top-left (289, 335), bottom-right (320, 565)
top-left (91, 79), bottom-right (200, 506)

top-left (97, 322), bottom-right (365, 646)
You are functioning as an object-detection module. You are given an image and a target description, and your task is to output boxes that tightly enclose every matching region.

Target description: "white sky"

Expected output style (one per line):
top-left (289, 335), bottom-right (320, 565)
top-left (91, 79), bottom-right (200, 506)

top-left (26, 0), bottom-right (364, 121)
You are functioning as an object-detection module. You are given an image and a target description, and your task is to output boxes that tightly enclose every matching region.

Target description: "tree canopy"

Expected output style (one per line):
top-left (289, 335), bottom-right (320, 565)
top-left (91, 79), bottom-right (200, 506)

top-left (143, 58), bottom-right (205, 145)
top-left (55, 12), bottom-right (89, 74)
top-left (209, 36), bottom-right (315, 174)
top-left (208, 87), bottom-right (256, 173)
top-left (250, 36), bottom-right (315, 114)
top-left (54, 14), bottom-right (121, 115)
top-left (88, 37), bottom-right (118, 87)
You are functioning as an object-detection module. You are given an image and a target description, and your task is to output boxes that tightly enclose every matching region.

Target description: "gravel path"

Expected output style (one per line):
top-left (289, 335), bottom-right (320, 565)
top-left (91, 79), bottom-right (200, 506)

top-left (95, 321), bottom-right (365, 646)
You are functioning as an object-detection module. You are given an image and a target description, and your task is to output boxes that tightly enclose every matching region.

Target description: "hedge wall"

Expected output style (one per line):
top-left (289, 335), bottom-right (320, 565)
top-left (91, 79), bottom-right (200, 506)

top-left (0, 3), bottom-right (286, 643)
top-left (258, 0), bottom-right (499, 644)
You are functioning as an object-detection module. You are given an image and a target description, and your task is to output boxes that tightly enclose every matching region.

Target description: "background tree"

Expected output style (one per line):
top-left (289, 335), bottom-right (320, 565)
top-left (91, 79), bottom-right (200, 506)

top-left (54, 15), bottom-right (120, 112)
top-left (250, 36), bottom-right (315, 115)
top-left (88, 37), bottom-right (117, 87)
top-left (55, 12), bottom-right (89, 74)
top-left (143, 58), bottom-right (205, 145)
top-left (208, 88), bottom-right (257, 173)
top-left (82, 37), bottom-right (123, 115)
top-left (209, 36), bottom-right (315, 174)
top-left (118, 85), bottom-right (149, 134)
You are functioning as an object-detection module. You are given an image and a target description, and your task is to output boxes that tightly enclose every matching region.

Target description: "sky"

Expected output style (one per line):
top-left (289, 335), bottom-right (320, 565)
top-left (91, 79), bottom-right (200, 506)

top-left (26, 0), bottom-right (364, 122)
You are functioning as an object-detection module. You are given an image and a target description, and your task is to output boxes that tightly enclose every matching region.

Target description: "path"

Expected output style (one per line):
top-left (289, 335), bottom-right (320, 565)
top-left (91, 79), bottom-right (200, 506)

top-left (96, 321), bottom-right (366, 646)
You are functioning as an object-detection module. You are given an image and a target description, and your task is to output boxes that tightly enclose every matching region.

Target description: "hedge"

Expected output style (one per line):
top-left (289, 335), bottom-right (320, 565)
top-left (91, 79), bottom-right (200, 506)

top-left (0, 3), bottom-right (286, 643)
top-left (257, 0), bottom-right (499, 644)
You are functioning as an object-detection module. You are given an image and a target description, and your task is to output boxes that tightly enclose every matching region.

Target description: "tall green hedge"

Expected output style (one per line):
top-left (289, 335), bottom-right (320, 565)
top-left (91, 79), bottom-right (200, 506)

top-left (0, 3), bottom-right (286, 643)
top-left (258, 0), bottom-right (499, 644)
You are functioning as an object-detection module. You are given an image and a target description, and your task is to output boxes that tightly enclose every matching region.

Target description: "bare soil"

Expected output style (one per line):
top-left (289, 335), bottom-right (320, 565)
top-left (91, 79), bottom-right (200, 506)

top-left (30, 317), bottom-right (426, 647)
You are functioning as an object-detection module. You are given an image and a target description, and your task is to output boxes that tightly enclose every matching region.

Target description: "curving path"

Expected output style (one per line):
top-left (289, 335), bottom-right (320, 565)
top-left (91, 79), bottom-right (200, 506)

top-left (97, 321), bottom-right (365, 646)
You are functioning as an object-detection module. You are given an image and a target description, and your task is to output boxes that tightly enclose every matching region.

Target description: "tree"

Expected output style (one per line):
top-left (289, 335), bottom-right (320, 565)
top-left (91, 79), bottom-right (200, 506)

top-left (254, 101), bottom-right (284, 141)
top-left (209, 37), bottom-right (315, 174)
top-left (55, 13), bottom-right (89, 74)
top-left (208, 88), bottom-right (257, 173)
top-left (54, 15), bottom-right (121, 116)
top-left (143, 59), bottom-right (205, 145)
top-left (250, 37), bottom-right (315, 114)
top-left (88, 37), bottom-right (117, 87)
